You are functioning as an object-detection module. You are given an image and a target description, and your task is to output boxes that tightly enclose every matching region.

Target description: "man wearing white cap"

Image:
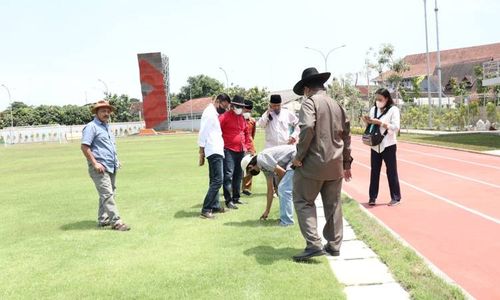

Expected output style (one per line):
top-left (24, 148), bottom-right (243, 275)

top-left (241, 145), bottom-right (296, 226)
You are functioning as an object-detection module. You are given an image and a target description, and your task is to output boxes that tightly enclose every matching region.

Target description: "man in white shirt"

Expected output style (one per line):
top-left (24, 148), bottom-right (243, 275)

top-left (257, 94), bottom-right (300, 149)
top-left (257, 94), bottom-right (300, 197)
top-left (198, 93), bottom-right (230, 219)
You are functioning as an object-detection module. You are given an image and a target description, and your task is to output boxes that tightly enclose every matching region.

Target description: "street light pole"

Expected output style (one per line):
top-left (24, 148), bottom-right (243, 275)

top-left (305, 44), bottom-right (346, 72)
top-left (434, 0), bottom-right (442, 109)
top-left (97, 78), bottom-right (109, 97)
top-left (1, 84), bottom-right (14, 145)
top-left (219, 67), bottom-right (229, 88)
top-left (423, 0), bottom-right (433, 128)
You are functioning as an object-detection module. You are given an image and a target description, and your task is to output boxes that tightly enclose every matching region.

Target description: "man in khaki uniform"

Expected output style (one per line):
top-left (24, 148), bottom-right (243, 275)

top-left (291, 67), bottom-right (353, 261)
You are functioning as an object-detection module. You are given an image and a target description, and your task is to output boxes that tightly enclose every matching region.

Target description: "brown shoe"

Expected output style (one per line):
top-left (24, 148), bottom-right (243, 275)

top-left (112, 223), bottom-right (131, 231)
top-left (212, 207), bottom-right (226, 214)
top-left (200, 211), bottom-right (215, 219)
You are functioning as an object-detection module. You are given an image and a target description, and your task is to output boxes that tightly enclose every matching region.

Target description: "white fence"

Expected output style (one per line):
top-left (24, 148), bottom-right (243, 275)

top-left (0, 121), bottom-right (145, 145)
top-left (170, 119), bottom-right (201, 131)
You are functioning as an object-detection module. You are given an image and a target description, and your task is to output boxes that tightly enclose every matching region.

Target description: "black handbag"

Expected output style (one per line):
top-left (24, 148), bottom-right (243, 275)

top-left (362, 106), bottom-right (391, 146)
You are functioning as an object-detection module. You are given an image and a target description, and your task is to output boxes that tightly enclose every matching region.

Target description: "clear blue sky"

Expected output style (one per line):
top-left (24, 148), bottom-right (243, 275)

top-left (0, 0), bottom-right (499, 109)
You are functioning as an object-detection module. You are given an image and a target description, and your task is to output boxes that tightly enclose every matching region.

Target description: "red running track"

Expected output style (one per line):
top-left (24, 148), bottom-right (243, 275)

top-left (342, 139), bottom-right (500, 299)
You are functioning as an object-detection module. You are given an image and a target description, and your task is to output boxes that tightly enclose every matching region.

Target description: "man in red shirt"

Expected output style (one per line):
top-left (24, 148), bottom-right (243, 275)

top-left (219, 95), bottom-right (254, 209)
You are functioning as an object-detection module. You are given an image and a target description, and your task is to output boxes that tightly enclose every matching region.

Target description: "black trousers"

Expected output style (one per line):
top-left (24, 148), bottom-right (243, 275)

top-left (369, 144), bottom-right (402, 201)
top-left (223, 149), bottom-right (244, 203)
top-left (201, 154), bottom-right (223, 213)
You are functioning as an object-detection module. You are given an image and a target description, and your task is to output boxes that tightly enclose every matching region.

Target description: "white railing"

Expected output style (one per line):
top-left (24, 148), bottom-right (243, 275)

top-left (0, 121), bottom-right (145, 145)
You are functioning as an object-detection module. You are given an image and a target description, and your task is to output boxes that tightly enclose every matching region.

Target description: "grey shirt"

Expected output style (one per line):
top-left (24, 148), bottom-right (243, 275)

top-left (256, 145), bottom-right (297, 173)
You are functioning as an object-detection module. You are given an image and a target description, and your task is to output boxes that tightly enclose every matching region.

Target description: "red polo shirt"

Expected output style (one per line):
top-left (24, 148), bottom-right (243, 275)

top-left (219, 110), bottom-right (253, 153)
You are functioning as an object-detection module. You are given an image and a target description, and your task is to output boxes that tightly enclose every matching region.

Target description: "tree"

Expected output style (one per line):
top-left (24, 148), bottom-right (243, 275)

top-left (34, 105), bottom-right (63, 125)
top-left (367, 44), bottom-right (410, 102)
top-left (107, 94), bottom-right (141, 122)
top-left (328, 77), bottom-right (364, 127)
top-left (224, 85), bottom-right (269, 116)
top-left (242, 86), bottom-right (269, 117)
top-left (59, 105), bottom-right (92, 125)
top-left (176, 75), bottom-right (224, 103)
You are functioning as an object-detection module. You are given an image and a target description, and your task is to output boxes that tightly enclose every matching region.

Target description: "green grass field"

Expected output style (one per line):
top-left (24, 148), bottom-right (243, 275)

top-left (0, 134), bottom-right (345, 300)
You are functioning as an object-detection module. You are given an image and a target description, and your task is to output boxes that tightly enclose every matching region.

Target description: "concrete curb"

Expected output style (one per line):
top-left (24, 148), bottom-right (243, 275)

top-left (315, 198), bottom-right (410, 299)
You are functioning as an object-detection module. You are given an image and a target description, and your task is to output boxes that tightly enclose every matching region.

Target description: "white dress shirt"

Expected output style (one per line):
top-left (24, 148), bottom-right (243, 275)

top-left (198, 103), bottom-right (224, 158)
top-left (257, 108), bottom-right (300, 149)
top-left (369, 105), bottom-right (401, 153)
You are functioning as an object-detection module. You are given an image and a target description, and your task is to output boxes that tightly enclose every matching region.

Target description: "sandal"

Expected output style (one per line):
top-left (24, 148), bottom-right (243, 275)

top-left (112, 223), bottom-right (131, 231)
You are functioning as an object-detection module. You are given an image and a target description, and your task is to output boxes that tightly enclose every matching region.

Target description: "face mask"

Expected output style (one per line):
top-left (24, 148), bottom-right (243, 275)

top-left (249, 168), bottom-right (260, 176)
top-left (243, 112), bottom-right (251, 119)
top-left (234, 108), bottom-right (243, 115)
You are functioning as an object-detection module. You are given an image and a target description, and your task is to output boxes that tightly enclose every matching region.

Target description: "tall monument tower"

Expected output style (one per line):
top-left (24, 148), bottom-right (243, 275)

top-left (137, 52), bottom-right (171, 130)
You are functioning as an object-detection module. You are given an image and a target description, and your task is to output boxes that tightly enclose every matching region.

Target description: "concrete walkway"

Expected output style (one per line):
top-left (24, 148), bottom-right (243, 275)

top-left (315, 198), bottom-right (410, 299)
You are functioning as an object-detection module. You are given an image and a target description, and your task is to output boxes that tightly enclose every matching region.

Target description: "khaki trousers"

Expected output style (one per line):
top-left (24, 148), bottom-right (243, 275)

top-left (293, 172), bottom-right (343, 252)
top-left (88, 166), bottom-right (121, 225)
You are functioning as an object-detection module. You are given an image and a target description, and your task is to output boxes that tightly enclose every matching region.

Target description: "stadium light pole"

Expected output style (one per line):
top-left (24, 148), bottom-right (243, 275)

top-left (219, 67), bottom-right (229, 88)
top-left (305, 44), bottom-right (346, 72)
top-left (423, 0), bottom-right (433, 128)
top-left (1, 84), bottom-right (14, 145)
top-left (434, 0), bottom-right (443, 109)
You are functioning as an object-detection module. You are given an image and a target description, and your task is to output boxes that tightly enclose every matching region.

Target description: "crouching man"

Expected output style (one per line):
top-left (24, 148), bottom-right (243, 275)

top-left (241, 145), bottom-right (296, 226)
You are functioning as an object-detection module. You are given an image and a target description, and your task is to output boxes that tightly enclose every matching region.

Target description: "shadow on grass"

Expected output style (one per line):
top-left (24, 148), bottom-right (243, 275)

top-left (190, 204), bottom-right (202, 209)
top-left (174, 210), bottom-right (200, 218)
top-left (244, 246), bottom-right (321, 265)
top-left (224, 219), bottom-right (281, 227)
top-left (60, 220), bottom-right (96, 231)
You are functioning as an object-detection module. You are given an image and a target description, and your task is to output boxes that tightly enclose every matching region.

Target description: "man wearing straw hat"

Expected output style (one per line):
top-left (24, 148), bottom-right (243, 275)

top-left (81, 100), bottom-right (131, 231)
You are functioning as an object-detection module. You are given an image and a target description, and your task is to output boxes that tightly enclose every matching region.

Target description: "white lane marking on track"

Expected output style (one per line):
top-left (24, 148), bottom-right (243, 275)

top-left (398, 146), bottom-right (500, 171)
top-left (351, 145), bottom-right (500, 188)
top-left (353, 161), bottom-right (500, 225)
top-left (397, 158), bottom-right (500, 189)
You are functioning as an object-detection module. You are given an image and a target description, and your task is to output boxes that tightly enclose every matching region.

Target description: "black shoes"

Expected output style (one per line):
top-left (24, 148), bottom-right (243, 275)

top-left (200, 211), bottom-right (215, 219)
top-left (292, 248), bottom-right (326, 262)
top-left (388, 200), bottom-right (401, 206)
top-left (242, 190), bottom-right (252, 196)
top-left (324, 244), bottom-right (340, 256)
top-left (368, 199), bottom-right (376, 206)
top-left (233, 199), bottom-right (246, 205)
top-left (226, 201), bottom-right (239, 209)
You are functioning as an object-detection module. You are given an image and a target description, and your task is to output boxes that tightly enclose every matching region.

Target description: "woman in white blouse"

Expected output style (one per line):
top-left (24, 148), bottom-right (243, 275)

top-left (362, 88), bottom-right (402, 206)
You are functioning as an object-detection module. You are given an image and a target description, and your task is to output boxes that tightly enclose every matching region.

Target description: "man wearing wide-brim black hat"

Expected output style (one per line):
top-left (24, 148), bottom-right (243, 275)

top-left (290, 67), bottom-right (353, 262)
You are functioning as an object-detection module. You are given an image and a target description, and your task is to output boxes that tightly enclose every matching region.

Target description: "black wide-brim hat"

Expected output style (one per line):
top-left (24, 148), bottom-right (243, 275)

top-left (293, 67), bottom-right (331, 96)
top-left (244, 100), bottom-right (253, 109)
top-left (231, 95), bottom-right (245, 107)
